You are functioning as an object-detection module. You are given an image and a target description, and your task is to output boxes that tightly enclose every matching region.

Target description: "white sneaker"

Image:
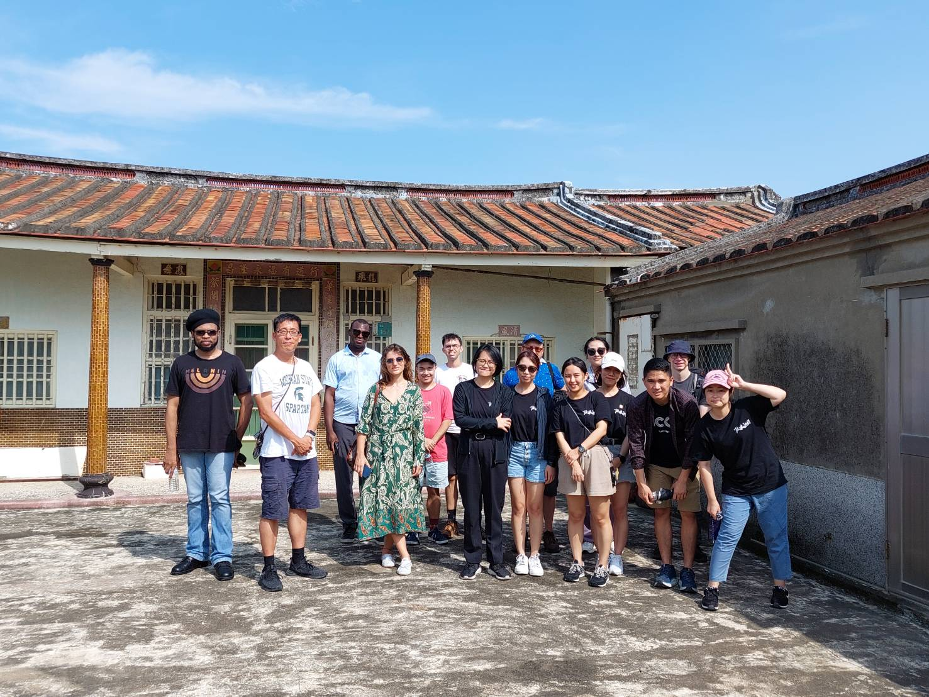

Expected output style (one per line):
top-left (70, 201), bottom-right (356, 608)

top-left (582, 541), bottom-right (596, 554)
top-left (380, 554), bottom-right (395, 568)
top-left (397, 557), bottom-right (412, 576)
top-left (514, 554), bottom-right (529, 575)
top-left (608, 552), bottom-right (624, 576)
top-left (528, 554), bottom-right (544, 577)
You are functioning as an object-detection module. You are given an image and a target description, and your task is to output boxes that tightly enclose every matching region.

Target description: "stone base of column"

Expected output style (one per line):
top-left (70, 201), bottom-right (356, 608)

top-left (77, 472), bottom-right (115, 498)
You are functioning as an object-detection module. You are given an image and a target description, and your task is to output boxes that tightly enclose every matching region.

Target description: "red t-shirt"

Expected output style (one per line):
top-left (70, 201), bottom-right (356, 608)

top-left (421, 383), bottom-right (453, 462)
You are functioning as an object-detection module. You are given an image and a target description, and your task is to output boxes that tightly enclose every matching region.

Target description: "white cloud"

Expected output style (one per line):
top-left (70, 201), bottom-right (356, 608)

top-left (496, 117), bottom-right (547, 131)
top-left (0, 124), bottom-right (122, 155)
top-left (781, 16), bottom-right (867, 41)
top-left (0, 49), bottom-right (433, 127)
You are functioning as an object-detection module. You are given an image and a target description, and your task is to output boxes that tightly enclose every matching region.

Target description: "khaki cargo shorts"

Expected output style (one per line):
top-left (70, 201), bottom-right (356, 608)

top-left (645, 464), bottom-right (701, 512)
top-left (558, 445), bottom-right (616, 498)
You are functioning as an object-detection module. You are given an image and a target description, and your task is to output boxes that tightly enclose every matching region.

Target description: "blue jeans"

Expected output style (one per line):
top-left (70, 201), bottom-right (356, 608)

top-left (507, 441), bottom-right (548, 483)
top-left (180, 451), bottom-right (234, 564)
top-left (709, 484), bottom-right (792, 583)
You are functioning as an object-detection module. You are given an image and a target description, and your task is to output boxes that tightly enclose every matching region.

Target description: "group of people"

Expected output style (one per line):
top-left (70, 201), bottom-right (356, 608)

top-left (165, 310), bottom-right (793, 612)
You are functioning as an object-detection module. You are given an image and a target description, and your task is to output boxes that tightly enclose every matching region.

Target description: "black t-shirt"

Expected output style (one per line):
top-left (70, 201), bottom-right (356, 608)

top-left (649, 401), bottom-right (680, 467)
top-left (551, 391), bottom-right (611, 449)
top-left (165, 351), bottom-right (249, 453)
top-left (693, 395), bottom-right (787, 496)
top-left (472, 383), bottom-right (500, 419)
top-left (511, 388), bottom-right (539, 443)
top-left (603, 390), bottom-right (635, 444)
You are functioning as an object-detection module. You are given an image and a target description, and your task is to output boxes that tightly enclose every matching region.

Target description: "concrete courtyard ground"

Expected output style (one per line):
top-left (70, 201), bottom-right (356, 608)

top-left (0, 485), bottom-right (927, 696)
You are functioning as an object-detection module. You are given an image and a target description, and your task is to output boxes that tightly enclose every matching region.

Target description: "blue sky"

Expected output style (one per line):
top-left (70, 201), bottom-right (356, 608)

top-left (0, 1), bottom-right (926, 197)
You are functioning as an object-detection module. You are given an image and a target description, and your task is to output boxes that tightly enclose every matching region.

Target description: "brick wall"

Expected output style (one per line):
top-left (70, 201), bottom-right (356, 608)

top-left (0, 408), bottom-right (334, 476)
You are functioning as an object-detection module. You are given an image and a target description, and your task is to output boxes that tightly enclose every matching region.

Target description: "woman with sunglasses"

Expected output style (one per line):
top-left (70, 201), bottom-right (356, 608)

top-left (552, 357), bottom-right (614, 587)
top-left (583, 337), bottom-right (609, 391)
top-left (596, 352), bottom-right (636, 577)
top-left (507, 350), bottom-right (556, 577)
top-left (353, 344), bottom-right (427, 576)
top-left (453, 343), bottom-right (514, 581)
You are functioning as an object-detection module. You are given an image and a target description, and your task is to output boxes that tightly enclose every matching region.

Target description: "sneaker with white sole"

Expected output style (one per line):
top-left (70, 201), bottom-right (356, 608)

top-left (608, 552), bottom-right (624, 576)
top-left (528, 554), bottom-right (544, 577)
top-left (397, 557), bottom-right (412, 576)
top-left (380, 554), bottom-right (395, 568)
top-left (514, 554), bottom-right (530, 575)
top-left (581, 540), bottom-right (596, 554)
top-left (588, 564), bottom-right (609, 588)
top-left (563, 560), bottom-right (585, 583)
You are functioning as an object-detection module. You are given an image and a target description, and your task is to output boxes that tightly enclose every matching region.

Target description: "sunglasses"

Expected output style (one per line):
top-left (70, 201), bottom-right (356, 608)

top-left (517, 364), bottom-right (538, 374)
top-left (385, 357), bottom-right (405, 365)
top-left (586, 347), bottom-right (606, 356)
top-left (194, 329), bottom-right (218, 337)
top-left (528, 346), bottom-right (544, 354)
top-left (352, 329), bottom-right (371, 338)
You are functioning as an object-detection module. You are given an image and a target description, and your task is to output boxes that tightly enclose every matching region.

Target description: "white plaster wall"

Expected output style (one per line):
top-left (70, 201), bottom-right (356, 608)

top-left (0, 250), bottom-right (201, 408)
top-left (337, 264), bottom-right (608, 367)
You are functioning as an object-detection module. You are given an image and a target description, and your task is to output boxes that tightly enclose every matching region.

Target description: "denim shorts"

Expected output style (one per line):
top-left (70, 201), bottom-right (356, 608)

top-left (606, 444), bottom-right (636, 484)
top-left (420, 457), bottom-right (449, 488)
top-left (507, 441), bottom-right (548, 483)
top-left (259, 456), bottom-right (320, 520)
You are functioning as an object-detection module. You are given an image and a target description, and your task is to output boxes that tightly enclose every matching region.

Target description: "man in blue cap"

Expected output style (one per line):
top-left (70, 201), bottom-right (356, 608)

top-left (502, 333), bottom-right (564, 553)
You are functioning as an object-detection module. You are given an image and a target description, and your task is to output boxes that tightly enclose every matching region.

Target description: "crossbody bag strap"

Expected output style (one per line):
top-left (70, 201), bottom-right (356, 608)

top-left (257, 359), bottom-right (297, 440)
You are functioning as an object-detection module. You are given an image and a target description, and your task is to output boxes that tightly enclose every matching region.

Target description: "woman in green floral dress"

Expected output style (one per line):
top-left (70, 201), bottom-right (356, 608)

top-left (353, 343), bottom-right (427, 576)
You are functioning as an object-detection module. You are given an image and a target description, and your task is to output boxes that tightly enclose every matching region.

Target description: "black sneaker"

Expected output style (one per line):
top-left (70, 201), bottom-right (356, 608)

top-left (771, 586), bottom-right (789, 609)
top-left (288, 558), bottom-right (328, 579)
top-left (563, 560), bottom-right (585, 583)
top-left (588, 565), bottom-right (609, 588)
top-left (701, 587), bottom-right (719, 611)
top-left (542, 530), bottom-right (560, 553)
top-left (341, 527), bottom-right (357, 544)
top-left (679, 567), bottom-right (698, 594)
top-left (459, 562), bottom-right (481, 581)
top-left (488, 563), bottom-right (513, 581)
top-left (258, 566), bottom-right (283, 592)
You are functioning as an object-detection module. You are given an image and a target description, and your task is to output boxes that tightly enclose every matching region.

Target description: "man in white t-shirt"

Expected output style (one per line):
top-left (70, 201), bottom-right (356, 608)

top-left (435, 332), bottom-right (474, 538)
top-left (252, 313), bottom-right (327, 593)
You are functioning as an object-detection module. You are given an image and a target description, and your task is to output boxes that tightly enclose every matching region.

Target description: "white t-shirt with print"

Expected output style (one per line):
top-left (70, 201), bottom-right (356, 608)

top-left (437, 362), bottom-right (475, 434)
top-left (251, 355), bottom-right (323, 459)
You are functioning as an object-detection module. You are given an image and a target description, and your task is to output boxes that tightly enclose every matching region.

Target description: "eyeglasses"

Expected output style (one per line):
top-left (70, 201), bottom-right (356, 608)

top-left (276, 329), bottom-right (300, 337)
top-left (586, 347), bottom-right (606, 356)
top-left (517, 364), bottom-right (538, 374)
top-left (385, 357), bottom-right (405, 365)
top-left (352, 329), bottom-right (371, 338)
top-left (475, 359), bottom-right (495, 367)
top-left (194, 329), bottom-right (218, 337)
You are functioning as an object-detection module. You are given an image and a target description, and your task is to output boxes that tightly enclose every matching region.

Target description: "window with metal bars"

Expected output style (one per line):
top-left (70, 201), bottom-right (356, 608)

top-left (341, 284), bottom-right (392, 354)
top-left (143, 279), bottom-right (199, 405)
top-left (658, 336), bottom-right (736, 373)
top-left (463, 336), bottom-right (555, 368)
top-left (0, 331), bottom-right (56, 406)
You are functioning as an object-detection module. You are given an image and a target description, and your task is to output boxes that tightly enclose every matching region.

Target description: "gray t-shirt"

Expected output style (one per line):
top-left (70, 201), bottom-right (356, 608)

top-left (674, 373), bottom-right (706, 406)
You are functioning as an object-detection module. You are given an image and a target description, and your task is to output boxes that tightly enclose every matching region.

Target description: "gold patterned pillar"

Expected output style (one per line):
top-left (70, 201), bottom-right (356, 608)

top-left (78, 258), bottom-right (115, 498)
top-left (414, 267), bottom-right (434, 358)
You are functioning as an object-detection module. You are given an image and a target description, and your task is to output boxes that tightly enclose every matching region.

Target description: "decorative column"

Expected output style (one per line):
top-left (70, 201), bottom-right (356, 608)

top-left (414, 266), bottom-right (434, 357)
top-left (78, 258), bottom-right (115, 498)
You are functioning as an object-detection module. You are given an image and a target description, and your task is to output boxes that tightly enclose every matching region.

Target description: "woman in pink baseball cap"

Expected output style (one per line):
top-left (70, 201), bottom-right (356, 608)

top-left (693, 364), bottom-right (791, 612)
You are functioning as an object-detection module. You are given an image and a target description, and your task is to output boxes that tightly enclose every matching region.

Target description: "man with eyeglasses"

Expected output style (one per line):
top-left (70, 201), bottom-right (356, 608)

top-left (252, 313), bottom-right (327, 591)
top-left (324, 318), bottom-right (382, 543)
top-left (436, 332), bottom-right (474, 538)
top-left (502, 332), bottom-right (565, 553)
top-left (164, 308), bottom-right (252, 582)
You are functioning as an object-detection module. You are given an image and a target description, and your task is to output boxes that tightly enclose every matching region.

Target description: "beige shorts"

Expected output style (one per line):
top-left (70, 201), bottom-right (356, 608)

top-left (645, 464), bottom-right (701, 512)
top-left (558, 445), bottom-right (616, 498)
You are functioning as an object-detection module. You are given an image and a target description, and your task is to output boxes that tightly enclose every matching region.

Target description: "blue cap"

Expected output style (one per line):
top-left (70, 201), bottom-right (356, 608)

top-left (522, 333), bottom-right (544, 344)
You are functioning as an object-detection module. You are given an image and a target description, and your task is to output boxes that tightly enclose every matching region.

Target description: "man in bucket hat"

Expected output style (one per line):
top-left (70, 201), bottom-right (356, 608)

top-left (164, 308), bottom-right (252, 581)
top-left (664, 340), bottom-right (708, 417)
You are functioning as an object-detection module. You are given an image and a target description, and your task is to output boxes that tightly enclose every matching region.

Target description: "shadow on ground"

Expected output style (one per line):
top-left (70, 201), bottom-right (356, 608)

top-left (0, 499), bottom-right (926, 696)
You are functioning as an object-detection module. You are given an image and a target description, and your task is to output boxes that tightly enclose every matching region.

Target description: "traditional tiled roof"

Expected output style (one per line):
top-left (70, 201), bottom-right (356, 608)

top-left (0, 153), bottom-right (776, 257)
top-left (608, 154), bottom-right (929, 289)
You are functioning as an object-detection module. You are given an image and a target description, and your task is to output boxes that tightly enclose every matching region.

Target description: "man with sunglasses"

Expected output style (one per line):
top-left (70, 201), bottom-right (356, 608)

top-left (324, 318), bottom-right (382, 543)
top-left (502, 333), bottom-right (565, 553)
top-left (164, 308), bottom-right (252, 582)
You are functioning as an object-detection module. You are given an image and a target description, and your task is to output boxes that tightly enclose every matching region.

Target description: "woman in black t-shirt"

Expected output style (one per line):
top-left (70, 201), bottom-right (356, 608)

top-left (694, 364), bottom-right (791, 612)
top-left (552, 357), bottom-right (613, 587)
top-left (596, 352), bottom-right (635, 577)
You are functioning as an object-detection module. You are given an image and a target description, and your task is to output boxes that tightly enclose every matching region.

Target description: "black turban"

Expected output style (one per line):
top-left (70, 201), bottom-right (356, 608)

top-left (185, 308), bottom-right (221, 332)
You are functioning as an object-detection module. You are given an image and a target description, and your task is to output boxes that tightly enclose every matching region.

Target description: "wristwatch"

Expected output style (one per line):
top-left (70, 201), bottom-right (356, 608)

top-left (577, 445), bottom-right (587, 455)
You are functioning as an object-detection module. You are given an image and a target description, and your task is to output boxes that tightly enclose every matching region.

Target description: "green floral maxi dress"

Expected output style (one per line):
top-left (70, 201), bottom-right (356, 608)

top-left (356, 382), bottom-right (428, 540)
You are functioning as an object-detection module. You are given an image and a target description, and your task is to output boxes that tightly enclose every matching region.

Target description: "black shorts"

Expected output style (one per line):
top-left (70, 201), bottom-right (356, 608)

top-left (446, 433), bottom-right (461, 478)
top-left (259, 456), bottom-right (320, 519)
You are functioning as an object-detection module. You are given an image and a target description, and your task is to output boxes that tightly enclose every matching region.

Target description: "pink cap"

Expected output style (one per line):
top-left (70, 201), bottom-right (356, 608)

top-left (703, 370), bottom-right (731, 389)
